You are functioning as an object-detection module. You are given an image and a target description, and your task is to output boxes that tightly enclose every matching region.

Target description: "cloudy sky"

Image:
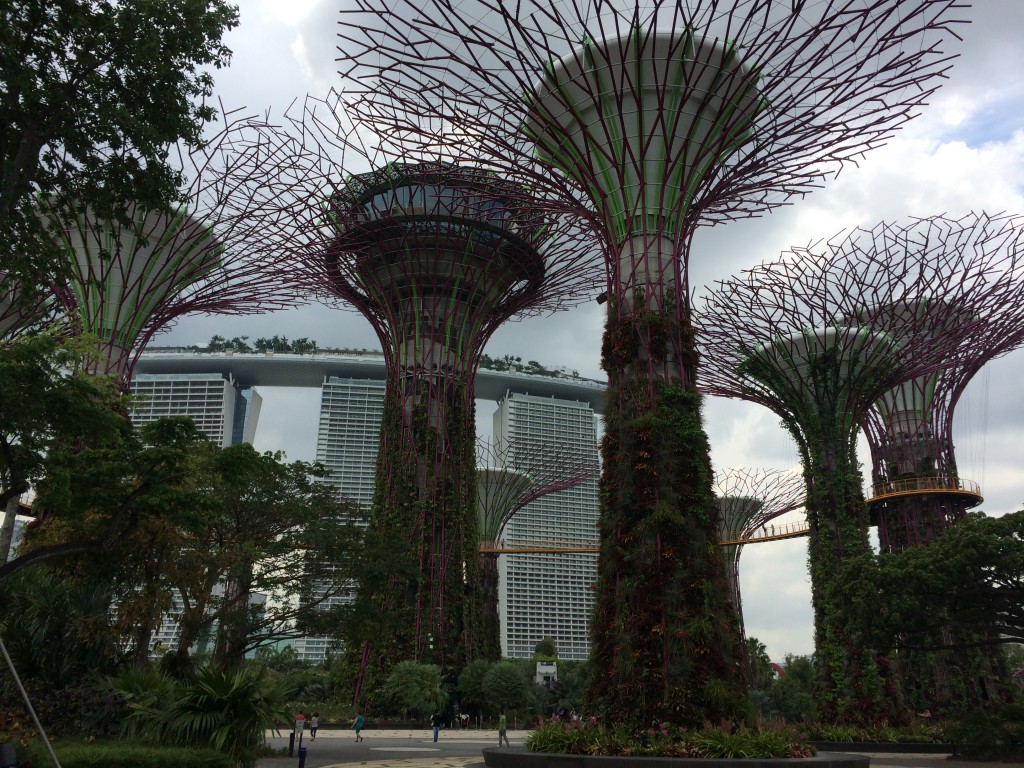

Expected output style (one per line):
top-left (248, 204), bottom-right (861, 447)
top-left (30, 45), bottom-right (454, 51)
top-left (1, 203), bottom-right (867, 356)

top-left (159, 1), bottom-right (1024, 662)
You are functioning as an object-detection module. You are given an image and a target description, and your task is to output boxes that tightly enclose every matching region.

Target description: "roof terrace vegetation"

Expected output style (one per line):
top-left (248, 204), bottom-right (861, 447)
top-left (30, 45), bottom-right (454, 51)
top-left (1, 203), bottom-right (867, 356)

top-left (148, 336), bottom-right (589, 381)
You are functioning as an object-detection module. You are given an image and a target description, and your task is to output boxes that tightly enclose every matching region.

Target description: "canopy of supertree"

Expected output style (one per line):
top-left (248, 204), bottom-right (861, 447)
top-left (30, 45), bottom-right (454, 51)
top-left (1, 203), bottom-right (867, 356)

top-left (338, 0), bottom-right (966, 268)
top-left (837, 214), bottom-right (1024, 554)
top-left (474, 436), bottom-right (599, 660)
top-left (715, 467), bottom-right (804, 627)
top-left (328, 0), bottom-right (967, 725)
top-left (34, 109), bottom-right (310, 382)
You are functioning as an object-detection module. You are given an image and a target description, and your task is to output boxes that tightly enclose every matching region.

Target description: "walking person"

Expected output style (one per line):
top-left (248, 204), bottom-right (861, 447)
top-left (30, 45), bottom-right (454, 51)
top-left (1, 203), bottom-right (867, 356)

top-left (430, 710), bottom-right (443, 743)
top-left (498, 712), bottom-right (510, 747)
top-left (310, 713), bottom-right (319, 741)
top-left (354, 712), bottom-right (365, 742)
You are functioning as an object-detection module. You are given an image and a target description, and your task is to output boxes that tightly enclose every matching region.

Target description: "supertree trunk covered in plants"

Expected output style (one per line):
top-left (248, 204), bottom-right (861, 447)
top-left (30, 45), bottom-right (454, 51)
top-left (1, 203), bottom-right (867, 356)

top-left (698, 227), bottom-right (999, 724)
top-left (331, 0), bottom-right (967, 727)
top-left (234, 93), bottom-right (600, 700)
top-left (715, 467), bottom-right (804, 636)
top-left (35, 109), bottom-right (306, 384)
top-left (475, 436), bottom-right (598, 660)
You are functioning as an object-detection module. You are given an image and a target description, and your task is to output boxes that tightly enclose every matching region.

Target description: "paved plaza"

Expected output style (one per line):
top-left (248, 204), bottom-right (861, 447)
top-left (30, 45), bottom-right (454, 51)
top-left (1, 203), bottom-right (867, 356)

top-left (257, 727), bottom-right (1024, 768)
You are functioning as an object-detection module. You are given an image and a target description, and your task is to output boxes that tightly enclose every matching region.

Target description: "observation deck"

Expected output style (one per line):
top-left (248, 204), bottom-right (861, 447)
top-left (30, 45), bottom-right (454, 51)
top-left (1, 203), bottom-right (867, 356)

top-left (866, 476), bottom-right (983, 509)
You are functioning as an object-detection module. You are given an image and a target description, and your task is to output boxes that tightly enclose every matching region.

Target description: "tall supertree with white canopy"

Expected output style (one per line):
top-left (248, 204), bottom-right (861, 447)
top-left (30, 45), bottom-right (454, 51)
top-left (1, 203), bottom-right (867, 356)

top-left (333, 0), bottom-right (967, 726)
top-left (837, 214), bottom-right (1024, 712)
top-left (37, 110), bottom-right (306, 384)
top-left (854, 215), bottom-right (1024, 554)
top-left (236, 93), bottom-right (601, 698)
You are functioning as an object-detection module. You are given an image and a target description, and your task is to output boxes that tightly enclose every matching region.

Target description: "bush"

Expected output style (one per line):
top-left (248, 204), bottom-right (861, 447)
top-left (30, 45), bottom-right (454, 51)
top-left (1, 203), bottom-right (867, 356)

top-left (806, 722), bottom-right (946, 743)
top-left (112, 666), bottom-right (292, 768)
top-left (946, 705), bottom-right (1024, 760)
top-left (8, 742), bottom-right (232, 768)
top-left (524, 719), bottom-right (813, 759)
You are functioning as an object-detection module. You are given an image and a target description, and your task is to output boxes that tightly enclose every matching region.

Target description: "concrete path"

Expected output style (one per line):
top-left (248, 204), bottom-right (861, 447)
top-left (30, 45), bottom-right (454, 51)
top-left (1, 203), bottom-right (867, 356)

top-left (258, 728), bottom-right (1024, 768)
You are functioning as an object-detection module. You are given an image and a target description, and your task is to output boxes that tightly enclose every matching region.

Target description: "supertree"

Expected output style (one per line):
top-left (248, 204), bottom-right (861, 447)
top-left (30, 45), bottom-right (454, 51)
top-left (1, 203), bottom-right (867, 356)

top-left (714, 467), bottom-right (804, 636)
top-left (237, 93), bottom-right (601, 698)
top-left (855, 215), bottom-right (1024, 554)
top-left (839, 214), bottom-right (1024, 713)
top-left (332, 0), bottom-right (967, 726)
top-left (697, 220), bottom-right (1011, 723)
top-left (35, 109), bottom-right (306, 385)
top-left (474, 436), bottom-right (599, 660)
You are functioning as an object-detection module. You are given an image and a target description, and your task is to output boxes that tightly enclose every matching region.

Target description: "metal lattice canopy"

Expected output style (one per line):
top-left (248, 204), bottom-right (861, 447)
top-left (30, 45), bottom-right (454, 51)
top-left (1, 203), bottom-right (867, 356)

top-left (36, 109), bottom-right (310, 380)
top-left (834, 214), bottom-right (1024, 551)
top-left (697, 216), bottom-right (1007, 446)
top-left (237, 92), bottom-right (603, 375)
top-left (337, 0), bottom-right (966, 272)
top-left (0, 271), bottom-right (59, 342)
top-left (475, 435), bottom-right (599, 545)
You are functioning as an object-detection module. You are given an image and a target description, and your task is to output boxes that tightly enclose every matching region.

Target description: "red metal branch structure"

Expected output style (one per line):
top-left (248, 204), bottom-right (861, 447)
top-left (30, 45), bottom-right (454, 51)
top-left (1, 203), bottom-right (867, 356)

top-left (715, 467), bottom-right (804, 634)
top-left (35, 109), bottom-right (307, 385)
top-left (236, 92), bottom-right (601, 695)
top-left (697, 219), bottom-right (1012, 722)
top-left (475, 436), bottom-right (599, 659)
top-left (0, 272), bottom-right (58, 342)
top-left (331, 0), bottom-right (968, 726)
top-left (852, 214), bottom-right (1024, 554)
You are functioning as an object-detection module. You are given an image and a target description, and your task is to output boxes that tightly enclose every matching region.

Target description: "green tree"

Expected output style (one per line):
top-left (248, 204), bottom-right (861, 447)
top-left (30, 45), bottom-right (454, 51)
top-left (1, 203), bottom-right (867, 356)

top-left (1, 0), bottom-right (238, 282)
top-left (0, 568), bottom-right (122, 688)
top-left (533, 637), bottom-right (557, 659)
top-left (551, 660), bottom-right (586, 715)
top-left (746, 636), bottom-right (775, 690)
top-left (762, 654), bottom-right (816, 723)
top-left (0, 334), bottom-right (127, 563)
top-left (115, 665), bottom-right (292, 768)
top-left (483, 660), bottom-right (530, 718)
top-left (0, 405), bottom-right (206, 584)
top-left (457, 659), bottom-right (493, 719)
top-left (841, 511), bottom-right (1024, 650)
top-left (147, 443), bottom-right (363, 672)
top-left (378, 661), bottom-right (448, 719)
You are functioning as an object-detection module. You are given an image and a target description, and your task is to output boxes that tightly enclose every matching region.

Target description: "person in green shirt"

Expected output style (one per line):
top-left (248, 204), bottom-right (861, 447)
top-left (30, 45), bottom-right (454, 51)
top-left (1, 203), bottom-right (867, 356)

top-left (498, 713), bottom-right (510, 747)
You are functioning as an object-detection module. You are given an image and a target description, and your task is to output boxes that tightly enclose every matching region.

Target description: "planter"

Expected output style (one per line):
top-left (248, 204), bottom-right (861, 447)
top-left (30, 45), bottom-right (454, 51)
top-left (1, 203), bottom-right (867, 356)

top-left (483, 748), bottom-right (869, 768)
top-left (807, 743), bottom-right (953, 754)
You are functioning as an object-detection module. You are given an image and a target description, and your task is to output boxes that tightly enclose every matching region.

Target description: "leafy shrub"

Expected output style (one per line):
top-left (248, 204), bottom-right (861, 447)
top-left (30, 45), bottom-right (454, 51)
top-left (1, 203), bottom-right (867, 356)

top-left (806, 722), bottom-right (946, 743)
top-left (113, 666), bottom-right (292, 768)
top-left (946, 705), bottom-right (1024, 760)
top-left (524, 719), bottom-right (813, 759)
top-left (54, 744), bottom-right (231, 768)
